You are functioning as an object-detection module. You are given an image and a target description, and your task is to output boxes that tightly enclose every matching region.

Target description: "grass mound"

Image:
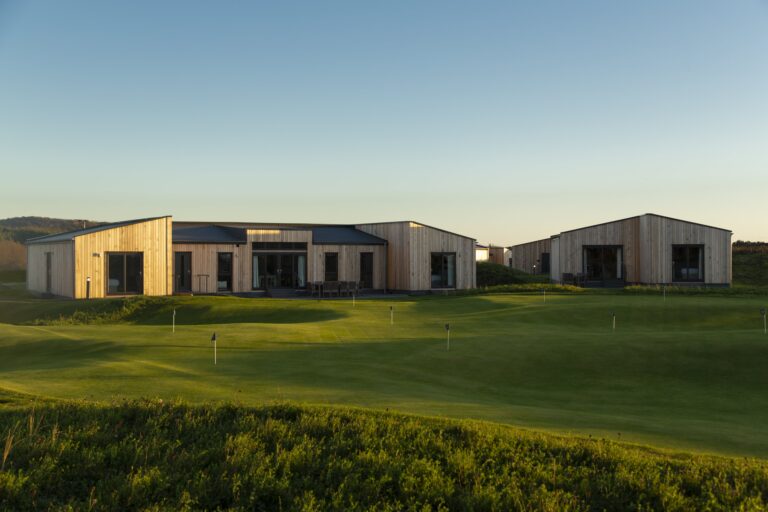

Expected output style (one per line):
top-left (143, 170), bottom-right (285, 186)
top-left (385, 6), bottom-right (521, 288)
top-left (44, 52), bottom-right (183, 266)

top-left (476, 261), bottom-right (549, 287)
top-left (1, 401), bottom-right (767, 511)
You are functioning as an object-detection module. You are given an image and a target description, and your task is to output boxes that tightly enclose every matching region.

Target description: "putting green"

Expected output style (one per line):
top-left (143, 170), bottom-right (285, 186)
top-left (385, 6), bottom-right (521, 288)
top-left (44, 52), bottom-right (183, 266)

top-left (1, 290), bottom-right (768, 457)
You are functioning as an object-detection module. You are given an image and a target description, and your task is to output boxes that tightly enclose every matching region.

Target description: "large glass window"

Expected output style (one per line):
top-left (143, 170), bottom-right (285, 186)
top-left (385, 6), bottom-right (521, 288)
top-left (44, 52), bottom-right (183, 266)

top-left (672, 245), bottom-right (704, 282)
top-left (583, 246), bottom-right (623, 282)
top-left (431, 252), bottom-right (456, 288)
top-left (252, 253), bottom-right (307, 289)
top-left (324, 253), bottom-right (339, 281)
top-left (217, 252), bottom-right (233, 292)
top-left (107, 252), bottom-right (143, 295)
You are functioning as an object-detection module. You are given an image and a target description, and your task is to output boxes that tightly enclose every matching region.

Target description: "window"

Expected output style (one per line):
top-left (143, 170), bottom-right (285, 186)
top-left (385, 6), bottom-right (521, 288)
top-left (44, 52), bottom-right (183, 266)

top-left (324, 252), bottom-right (338, 281)
top-left (217, 252), bottom-right (233, 292)
top-left (107, 252), bottom-right (143, 295)
top-left (431, 252), bottom-right (456, 288)
top-left (252, 242), bottom-right (307, 250)
top-left (583, 246), bottom-right (623, 282)
top-left (360, 252), bottom-right (374, 289)
top-left (672, 245), bottom-right (704, 282)
top-left (540, 253), bottom-right (550, 274)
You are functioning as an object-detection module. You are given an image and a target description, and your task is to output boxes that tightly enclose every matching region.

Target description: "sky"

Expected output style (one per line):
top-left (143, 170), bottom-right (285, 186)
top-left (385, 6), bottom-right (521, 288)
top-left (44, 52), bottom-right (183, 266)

top-left (0, 1), bottom-right (766, 244)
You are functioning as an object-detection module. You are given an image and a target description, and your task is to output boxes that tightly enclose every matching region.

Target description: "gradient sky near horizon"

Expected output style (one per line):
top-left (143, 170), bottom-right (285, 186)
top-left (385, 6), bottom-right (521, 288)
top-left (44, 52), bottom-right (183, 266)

top-left (1, 1), bottom-right (766, 244)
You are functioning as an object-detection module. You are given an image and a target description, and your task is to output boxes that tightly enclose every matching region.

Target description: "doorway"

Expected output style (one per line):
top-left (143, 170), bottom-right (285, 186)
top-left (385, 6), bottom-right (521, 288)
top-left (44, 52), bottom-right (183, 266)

top-left (174, 252), bottom-right (192, 293)
top-left (360, 252), bottom-right (373, 289)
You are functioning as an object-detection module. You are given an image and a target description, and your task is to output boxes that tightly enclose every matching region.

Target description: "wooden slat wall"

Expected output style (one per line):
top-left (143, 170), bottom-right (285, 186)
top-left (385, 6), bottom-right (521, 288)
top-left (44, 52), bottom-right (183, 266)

top-left (357, 222), bottom-right (476, 290)
top-left (355, 223), bottom-right (411, 290)
top-left (26, 241), bottom-right (75, 297)
top-left (508, 238), bottom-right (552, 274)
top-left (311, 245), bottom-right (387, 288)
top-left (409, 223), bottom-right (476, 290)
top-left (556, 217), bottom-right (641, 282)
top-left (74, 217), bottom-right (172, 299)
top-left (641, 215), bottom-right (731, 284)
top-left (172, 243), bottom-right (249, 293)
top-left (488, 246), bottom-right (506, 264)
top-left (550, 237), bottom-right (561, 283)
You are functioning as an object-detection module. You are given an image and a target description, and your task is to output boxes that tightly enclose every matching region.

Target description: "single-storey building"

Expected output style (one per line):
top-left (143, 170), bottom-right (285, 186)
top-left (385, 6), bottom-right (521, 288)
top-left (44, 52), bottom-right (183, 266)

top-left (507, 214), bottom-right (732, 286)
top-left (26, 216), bottom-right (476, 298)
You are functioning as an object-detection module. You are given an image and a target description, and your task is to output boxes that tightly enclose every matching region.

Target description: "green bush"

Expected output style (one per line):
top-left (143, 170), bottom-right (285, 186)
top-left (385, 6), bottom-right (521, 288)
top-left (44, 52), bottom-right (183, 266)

top-left (476, 262), bottom-right (549, 287)
top-left (1, 400), bottom-right (767, 511)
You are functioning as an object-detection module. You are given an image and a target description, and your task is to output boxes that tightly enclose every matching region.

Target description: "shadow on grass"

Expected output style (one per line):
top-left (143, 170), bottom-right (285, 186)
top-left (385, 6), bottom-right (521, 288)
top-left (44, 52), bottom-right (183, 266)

top-left (130, 302), bottom-right (348, 325)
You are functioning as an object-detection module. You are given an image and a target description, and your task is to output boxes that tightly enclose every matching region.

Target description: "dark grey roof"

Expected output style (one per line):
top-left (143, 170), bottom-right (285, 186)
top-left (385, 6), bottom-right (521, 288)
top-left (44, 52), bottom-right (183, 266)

top-left (312, 226), bottom-right (387, 245)
top-left (25, 216), bottom-right (171, 244)
top-left (173, 225), bottom-right (247, 244)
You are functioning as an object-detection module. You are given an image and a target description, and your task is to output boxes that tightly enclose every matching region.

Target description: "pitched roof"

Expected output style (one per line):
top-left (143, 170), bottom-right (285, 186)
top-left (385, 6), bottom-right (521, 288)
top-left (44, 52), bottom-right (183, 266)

top-left (25, 216), bottom-right (171, 244)
top-left (172, 225), bottom-right (247, 244)
top-left (311, 226), bottom-right (387, 245)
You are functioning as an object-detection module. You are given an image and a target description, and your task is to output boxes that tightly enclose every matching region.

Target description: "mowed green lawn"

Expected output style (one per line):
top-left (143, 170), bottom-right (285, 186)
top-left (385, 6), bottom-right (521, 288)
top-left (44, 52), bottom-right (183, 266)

top-left (2, 285), bottom-right (768, 458)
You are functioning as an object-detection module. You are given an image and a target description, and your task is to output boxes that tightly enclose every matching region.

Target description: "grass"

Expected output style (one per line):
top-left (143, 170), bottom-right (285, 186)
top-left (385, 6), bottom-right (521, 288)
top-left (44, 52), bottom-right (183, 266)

top-left (1, 285), bottom-right (768, 459)
top-left (735, 252), bottom-right (768, 287)
top-left (2, 399), bottom-right (768, 511)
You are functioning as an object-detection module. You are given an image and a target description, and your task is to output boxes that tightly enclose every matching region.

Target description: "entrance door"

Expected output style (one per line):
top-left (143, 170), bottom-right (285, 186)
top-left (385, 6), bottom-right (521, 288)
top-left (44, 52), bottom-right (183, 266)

top-left (583, 246), bottom-right (623, 286)
top-left (360, 252), bottom-right (373, 289)
top-left (174, 252), bottom-right (192, 293)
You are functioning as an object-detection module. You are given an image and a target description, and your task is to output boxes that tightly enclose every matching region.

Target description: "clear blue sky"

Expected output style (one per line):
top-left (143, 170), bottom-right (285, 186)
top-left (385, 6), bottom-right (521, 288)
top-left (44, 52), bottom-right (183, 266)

top-left (1, 1), bottom-right (766, 244)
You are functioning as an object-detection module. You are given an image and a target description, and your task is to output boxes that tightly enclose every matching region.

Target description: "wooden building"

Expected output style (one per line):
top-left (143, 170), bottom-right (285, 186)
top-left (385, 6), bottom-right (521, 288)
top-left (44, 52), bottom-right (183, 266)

top-left (507, 214), bottom-right (732, 286)
top-left (26, 216), bottom-right (173, 299)
top-left (26, 217), bottom-right (475, 298)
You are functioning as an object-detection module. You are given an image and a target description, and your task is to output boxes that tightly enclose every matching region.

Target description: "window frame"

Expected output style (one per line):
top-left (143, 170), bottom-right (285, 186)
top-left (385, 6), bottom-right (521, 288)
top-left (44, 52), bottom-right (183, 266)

top-left (217, 252), bottom-right (234, 292)
top-left (672, 244), bottom-right (705, 283)
top-left (430, 252), bottom-right (457, 289)
top-left (106, 252), bottom-right (144, 296)
top-left (324, 252), bottom-right (339, 282)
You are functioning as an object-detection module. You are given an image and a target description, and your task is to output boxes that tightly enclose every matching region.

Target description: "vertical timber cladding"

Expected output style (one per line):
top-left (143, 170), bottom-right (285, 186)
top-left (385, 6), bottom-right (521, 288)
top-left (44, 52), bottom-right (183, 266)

top-left (355, 222), bottom-right (412, 290)
top-left (557, 217), bottom-right (642, 282)
top-left (641, 215), bottom-right (732, 285)
top-left (356, 221), bottom-right (476, 291)
top-left (550, 236), bottom-right (561, 283)
top-left (172, 243), bottom-right (249, 294)
top-left (26, 241), bottom-right (75, 297)
top-left (74, 217), bottom-right (172, 299)
top-left (409, 222), bottom-right (475, 290)
top-left (508, 238), bottom-right (552, 274)
top-left (313, 244), bottom-right (387, 288)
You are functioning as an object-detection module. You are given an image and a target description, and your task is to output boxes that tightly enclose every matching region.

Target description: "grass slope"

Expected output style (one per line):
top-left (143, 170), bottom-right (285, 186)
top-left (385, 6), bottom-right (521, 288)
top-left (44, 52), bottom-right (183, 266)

top-left (2, 288), bottom-right (768, 457)
top-left (2, 400), bottom-right (767, 511)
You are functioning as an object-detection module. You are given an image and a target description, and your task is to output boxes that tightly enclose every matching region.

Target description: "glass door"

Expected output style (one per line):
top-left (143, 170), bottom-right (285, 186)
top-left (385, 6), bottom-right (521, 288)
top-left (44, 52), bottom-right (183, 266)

top-left (360, 252), bottom-right (373, 289)
top-left (174, 252), bottom-right (192, 293)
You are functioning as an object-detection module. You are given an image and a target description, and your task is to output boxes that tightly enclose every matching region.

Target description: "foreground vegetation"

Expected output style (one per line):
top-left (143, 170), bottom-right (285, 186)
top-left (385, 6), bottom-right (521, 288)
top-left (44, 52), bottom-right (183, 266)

top-left (1, 399), bottom-right (767, 511)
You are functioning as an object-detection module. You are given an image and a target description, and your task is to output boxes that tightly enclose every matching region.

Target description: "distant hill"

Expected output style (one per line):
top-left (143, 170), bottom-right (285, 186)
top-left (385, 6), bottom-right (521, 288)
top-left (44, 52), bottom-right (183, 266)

top-left (0, 216), bottom-right (104, 244)
top-left (0, 216), bottom-right (105, 270)
top-left (733, 240), bottom-right (768, 286)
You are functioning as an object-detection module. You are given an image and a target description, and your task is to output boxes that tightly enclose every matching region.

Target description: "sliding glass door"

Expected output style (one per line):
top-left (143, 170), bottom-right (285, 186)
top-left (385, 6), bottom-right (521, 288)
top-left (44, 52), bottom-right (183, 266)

top-left (252, 248), bottom-right (307, 290)
top-left (107, 252), bottom-right (143, 295)
top-left (583, 246), bottom-right (623, 285)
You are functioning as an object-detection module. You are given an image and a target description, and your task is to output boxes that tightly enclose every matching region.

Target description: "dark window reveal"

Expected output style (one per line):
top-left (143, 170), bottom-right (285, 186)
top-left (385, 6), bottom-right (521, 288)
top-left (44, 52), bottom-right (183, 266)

top-left (107, 252), bottom-right (143, 295)
top-left (217, 253), bottom-right (233, 292)
top-left (324, 253), bottom-right (339, 281)
top-left (431, 252), bottom-right (456, 288)
top-left (672, 245), bottom-right (704, 282)
top-left (583, 246), bottom-right (623, 282)
top-left (360, 252), bottom-right (374, 289)
top-left (252, 242), bottom-right (307, 251)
